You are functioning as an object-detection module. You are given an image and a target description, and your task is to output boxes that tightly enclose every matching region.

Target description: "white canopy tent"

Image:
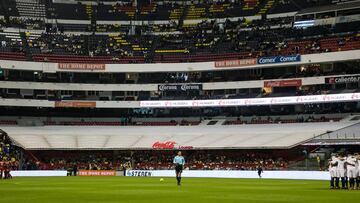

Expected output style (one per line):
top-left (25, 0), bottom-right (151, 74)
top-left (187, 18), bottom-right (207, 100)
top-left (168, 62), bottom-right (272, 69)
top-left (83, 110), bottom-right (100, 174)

top-left (0, 121), bottom-right (357, 150)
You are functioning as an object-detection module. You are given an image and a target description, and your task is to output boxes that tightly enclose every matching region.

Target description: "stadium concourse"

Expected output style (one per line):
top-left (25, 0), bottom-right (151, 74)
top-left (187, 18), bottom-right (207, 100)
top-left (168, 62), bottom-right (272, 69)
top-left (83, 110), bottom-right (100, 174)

top-left (1, 0), bottom-right (360, 202)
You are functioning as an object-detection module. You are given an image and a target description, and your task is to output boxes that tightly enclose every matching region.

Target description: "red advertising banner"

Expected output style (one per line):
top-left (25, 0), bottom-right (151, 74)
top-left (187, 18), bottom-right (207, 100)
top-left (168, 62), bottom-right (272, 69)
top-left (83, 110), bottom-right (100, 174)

top-left (214, 58), bottom-right (257, 68)
top-left (152, 141), bottom-right (193, 150)
top-left (78, 170), bottom-right (116, 176)
top-left (58, 63), bottom-right (105, 71)
top-left (264, 79), bottom-right (302, 87)
top-left (55, 101), bottom-right (96, 108)
top-left (152, 141), bottom-right (176, 149)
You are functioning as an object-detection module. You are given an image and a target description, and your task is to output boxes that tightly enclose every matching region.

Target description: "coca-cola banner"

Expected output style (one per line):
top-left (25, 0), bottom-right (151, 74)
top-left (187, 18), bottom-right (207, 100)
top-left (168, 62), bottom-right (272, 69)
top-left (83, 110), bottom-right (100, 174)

top-left (152, 141), bottom-right (193, 150)
top-left (158, 84), bottom-right (202, 91)
top-left (264, 79), bottom-right (302, 87)
top-left (325, 75), bottom-right (360, 84)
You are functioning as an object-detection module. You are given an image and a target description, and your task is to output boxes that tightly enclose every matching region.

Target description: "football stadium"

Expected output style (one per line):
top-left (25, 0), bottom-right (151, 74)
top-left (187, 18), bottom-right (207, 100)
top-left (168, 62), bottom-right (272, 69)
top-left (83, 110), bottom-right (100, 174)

top-left (0, 0), bottom-right (360, 202)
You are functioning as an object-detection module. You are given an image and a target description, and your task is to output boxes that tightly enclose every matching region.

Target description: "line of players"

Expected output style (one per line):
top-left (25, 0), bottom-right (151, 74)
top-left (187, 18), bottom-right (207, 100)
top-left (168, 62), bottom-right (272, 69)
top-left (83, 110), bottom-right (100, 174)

top-left (0, 160), bottom-right (12, 179)
top-left (329, 153), bottom-right (360, 190)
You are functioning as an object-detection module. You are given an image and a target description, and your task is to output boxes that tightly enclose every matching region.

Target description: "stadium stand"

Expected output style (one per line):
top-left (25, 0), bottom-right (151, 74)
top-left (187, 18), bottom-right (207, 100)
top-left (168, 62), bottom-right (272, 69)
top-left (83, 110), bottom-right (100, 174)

top-left (0, 0), bottom-right (359, 63)
top-left (22, 149), bottom-right (291, 170)
top-left (0, 0), bottom-right (359, 177)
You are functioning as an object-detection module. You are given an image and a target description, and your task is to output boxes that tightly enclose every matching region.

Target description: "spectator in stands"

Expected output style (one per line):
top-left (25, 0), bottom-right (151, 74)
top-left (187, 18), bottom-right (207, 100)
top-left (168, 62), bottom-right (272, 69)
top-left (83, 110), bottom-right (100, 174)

top-left (22, 150), bottom-right (289, 171)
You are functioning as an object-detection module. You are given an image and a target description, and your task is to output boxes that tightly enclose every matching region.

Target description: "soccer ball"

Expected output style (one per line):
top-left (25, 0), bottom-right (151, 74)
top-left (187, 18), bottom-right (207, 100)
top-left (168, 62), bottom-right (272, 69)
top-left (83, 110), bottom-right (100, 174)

top-left (160, 178), bottom-right (164, 182)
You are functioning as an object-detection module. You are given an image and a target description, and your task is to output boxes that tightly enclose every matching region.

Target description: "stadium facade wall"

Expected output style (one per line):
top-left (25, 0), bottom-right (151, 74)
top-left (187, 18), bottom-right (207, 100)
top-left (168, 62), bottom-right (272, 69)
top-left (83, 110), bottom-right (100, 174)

top-left (0, 50), bottom-right (359, 73)
top-left (9, 170), bottom-right (330, 180)
top-left (0, 74), bottom-right (338, 91)
top-left (1, 92), bottom-right (360, 108)
top-left (126, 170), bottom-right (330, 180)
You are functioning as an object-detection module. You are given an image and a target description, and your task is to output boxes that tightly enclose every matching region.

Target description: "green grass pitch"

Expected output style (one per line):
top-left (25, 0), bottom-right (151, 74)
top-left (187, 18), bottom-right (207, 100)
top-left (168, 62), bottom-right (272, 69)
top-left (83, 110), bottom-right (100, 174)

top-left (0, 177), bottom-right (359, 203)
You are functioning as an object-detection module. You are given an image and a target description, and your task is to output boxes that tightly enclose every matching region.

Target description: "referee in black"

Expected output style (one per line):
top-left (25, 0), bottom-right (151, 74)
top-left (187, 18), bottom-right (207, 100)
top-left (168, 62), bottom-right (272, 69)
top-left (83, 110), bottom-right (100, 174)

top-left (173, 151), bottom-right (185, 186)
top-left (257, 166), bottom-right (263, 178)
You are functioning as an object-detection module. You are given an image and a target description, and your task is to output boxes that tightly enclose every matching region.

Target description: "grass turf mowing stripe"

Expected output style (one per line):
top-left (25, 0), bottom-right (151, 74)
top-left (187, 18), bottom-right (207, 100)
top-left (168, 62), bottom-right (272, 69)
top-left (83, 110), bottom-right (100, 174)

top-left (0, 177), bottom-right (359, 203)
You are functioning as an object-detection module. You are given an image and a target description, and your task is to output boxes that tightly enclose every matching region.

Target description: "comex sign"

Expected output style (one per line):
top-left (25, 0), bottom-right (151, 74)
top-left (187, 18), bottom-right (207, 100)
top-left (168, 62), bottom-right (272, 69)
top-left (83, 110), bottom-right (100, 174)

top-left (214, 55), bottom-right (301, 68)
top-left (257, 55), bottom-right (301, 65)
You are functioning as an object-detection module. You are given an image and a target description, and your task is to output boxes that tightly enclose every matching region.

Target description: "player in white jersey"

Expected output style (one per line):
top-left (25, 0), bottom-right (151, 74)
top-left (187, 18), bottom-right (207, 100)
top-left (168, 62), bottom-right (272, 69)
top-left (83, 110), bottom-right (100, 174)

top-left (328, 156), bottom-right (338, 189)
top-left (356, 154), bottom-right (360, 189)
top-left (336, 155), bottom-right (347, 189)
top-left (346, 154), bottom-right (357, 190)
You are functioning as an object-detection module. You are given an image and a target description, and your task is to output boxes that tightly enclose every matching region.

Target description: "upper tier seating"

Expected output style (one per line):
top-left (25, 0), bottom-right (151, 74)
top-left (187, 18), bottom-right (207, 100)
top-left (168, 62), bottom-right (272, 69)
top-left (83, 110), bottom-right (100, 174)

top-left (0, 1), bottom-right (358, 64)
top-left (0, 0), bottom-right (340, 21)
top-left (22, 34), bottom-right (360, 64)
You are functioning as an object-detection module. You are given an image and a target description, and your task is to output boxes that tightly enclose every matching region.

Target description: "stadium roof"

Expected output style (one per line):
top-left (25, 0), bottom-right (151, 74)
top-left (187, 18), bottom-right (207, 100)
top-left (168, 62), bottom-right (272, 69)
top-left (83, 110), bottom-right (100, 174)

top-left (1, 121), bottom-right (358, 150)
top-left (296, 1), bottom-right (360, 15)
top-left (303, 122), bottom-right (360, 145)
